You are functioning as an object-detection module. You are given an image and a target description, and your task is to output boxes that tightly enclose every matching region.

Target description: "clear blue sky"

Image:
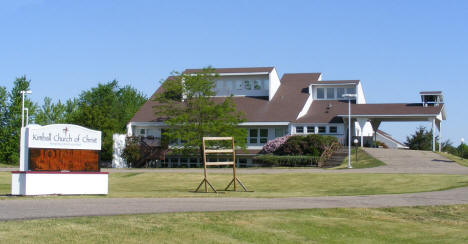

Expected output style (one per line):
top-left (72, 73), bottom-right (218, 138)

top-left (1, 0), bottom-right (467, 145)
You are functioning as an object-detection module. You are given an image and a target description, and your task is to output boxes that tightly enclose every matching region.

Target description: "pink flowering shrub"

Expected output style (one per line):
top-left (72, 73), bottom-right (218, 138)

top-left (261, 135), bottom-right (292, 154)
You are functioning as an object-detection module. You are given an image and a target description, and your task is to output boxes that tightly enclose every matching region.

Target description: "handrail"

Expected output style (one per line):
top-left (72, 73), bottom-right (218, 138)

top-left (318, 142), bottom-right (341, 167)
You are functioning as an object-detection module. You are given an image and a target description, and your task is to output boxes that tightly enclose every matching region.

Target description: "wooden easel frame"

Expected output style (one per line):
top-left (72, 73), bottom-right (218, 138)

top-left (194, 137), bottom-right (248, 193)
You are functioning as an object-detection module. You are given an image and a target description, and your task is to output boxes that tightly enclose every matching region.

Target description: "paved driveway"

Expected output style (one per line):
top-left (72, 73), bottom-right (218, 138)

top-left (1, 186), bottom-right (468, 221)
top-left (361, 148), bottom-right (468, 175)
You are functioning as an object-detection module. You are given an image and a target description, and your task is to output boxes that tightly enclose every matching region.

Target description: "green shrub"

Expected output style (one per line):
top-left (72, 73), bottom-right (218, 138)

top-left (253, 154), bottom-right (319, 167)
top-left (275, 134), bottom-right (339, 156)
top-left (121, 137), bottom-right (140, 167)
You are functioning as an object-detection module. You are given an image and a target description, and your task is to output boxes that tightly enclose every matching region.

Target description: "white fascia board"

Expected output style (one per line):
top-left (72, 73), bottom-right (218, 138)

top-left (218, 72), bottom-right (270, 76)
top-left (310, 83), bottom-right (358, 86)
top-left (128, 122), bottom-right (167, 127)
top-left (239, 122), bottom-right (290, 126)
top-left (337, 114), bottom-right (439, 118)
top-left (296, 93), bottom-right (313, 119)
top-left (188, 72), bottom-right (270, 76)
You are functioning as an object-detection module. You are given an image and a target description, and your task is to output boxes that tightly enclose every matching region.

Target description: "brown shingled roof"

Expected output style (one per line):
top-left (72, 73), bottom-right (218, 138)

top-left (130, 72), bottom-right (321, 123)
top-left (183, 67), bottom-right (274, 74)
top-left (296, 101), bottom-right (444, 123)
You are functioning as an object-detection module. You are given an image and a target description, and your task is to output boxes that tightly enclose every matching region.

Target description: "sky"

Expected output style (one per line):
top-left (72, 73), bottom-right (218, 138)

top-left (1, 0), bottom-right (467, 145)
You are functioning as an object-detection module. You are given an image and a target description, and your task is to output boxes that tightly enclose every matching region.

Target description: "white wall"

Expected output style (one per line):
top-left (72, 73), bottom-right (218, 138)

top-left (356, 83), bottom-right (366, 104)
top-left (269, 68), bottom-right (281, 101)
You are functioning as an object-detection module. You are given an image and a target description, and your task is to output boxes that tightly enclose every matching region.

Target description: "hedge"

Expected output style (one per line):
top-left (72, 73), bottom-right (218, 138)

top-left (253, 154), bottom-right (320, 167)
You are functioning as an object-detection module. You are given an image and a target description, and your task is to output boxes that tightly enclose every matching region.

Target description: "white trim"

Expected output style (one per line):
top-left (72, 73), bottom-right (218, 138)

top-left (128, 122), bottom-right (167, 127)
top-left (337, 114), bottom-right (440, 118)
top-left (310, 83), bottom-right (358, 86)
top-left (239, 122), bottom-right (290, 126)
top-left (188, 72), bottom-right (271, 76)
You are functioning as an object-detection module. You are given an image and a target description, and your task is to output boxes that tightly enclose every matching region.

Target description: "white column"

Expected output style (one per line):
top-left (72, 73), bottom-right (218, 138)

top-left (432, 118), bottom-right (436, 151)
top-left (357, 118), bottom-right (367, 147)
top-left (438, 120), bottom-right (442, 152)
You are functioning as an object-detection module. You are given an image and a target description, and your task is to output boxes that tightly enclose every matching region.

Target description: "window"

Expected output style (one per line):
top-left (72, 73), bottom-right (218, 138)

top-left (139, 129), bottom-right (145, 135)
top-left (260, 129), bottom-right (268, 143)
top-left (249, 128), bottom-right (268, 144)
top-left (326, 88), bottom-right (335, 99)
top-left (296, 126), bottom-right (304, 134)
top-left (317, 88), bottom-right (325, 99)
top-left (275, 128), bottom-right (284, 138)
top-left (236, 81), bottom-right (243, 90)
top-left (307, 126), bottom-right (315, 134)
top-left (244, 80), bottom-right (252, 90)
top-left (329, 126), bottom-right (337, 133)
top-left (253, 80), bottom-right (261, 90)
top-left (249, 129), bottom-right (258, 143)
top-left (318, 126), bottom-right (326, 133)
top-left (346, 87), bottom-right (356, 95)
top-left (337, 88), bottom-right (345, 99)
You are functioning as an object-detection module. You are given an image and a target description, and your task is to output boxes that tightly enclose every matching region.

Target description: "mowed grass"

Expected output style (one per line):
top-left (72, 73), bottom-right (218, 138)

top-left (2, 171), bottom-right (468, 198)
top-left (0, 163), bottom-right (16, 168)
top-left (437, 152), bottom-right (468, 167)
top-left (1, 205), bottom-right (468, 243)
top-left (333, 148), bottom-right (386, 169)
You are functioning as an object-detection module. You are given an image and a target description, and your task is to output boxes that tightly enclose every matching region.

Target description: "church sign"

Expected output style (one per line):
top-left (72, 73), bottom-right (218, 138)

top-left (12, 124), bottom-right (108, 195)
top-left (27, 124), bottom-right (101, 171)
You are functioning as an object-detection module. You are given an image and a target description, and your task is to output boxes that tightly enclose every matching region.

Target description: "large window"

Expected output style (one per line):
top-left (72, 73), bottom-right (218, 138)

top-left (307, 126), bottom-right (315, 134)
top-left (326, 88), bottom-right (335, 99)
top-left (346, 87), bottom-right (356, 95)
top-left (337, 88), bottom-right (345, 99)
top-left (244, 80), bottom-right (252, 90)
top-left (249, 128), bottom-right (268, 144)
top-left (316, 88), bottom-right (325, 99)
top-left (329, 126), bottom-right (337, 133)
top-left (275, 128), bottom-right (285, 138)
top-left (318, 126), bottom-right (326, 134)
top-left (253, 80), bottom-right (262, 90)
top-left (296, 126), bottom-right (304, 134)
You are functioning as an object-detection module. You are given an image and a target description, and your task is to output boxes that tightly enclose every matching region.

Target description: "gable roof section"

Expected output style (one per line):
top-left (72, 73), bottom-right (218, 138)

top-left (296, 101), bottom-right (445, 123)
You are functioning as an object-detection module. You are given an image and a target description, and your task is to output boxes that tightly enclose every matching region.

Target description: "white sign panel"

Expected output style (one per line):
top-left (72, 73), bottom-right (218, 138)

top-left (28, 124), bottom-right (102, 150)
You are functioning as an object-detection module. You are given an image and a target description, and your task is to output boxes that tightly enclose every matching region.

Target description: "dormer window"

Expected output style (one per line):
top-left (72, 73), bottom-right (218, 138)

top-left (253, 80), bottom-right (261, 90)
top-left (326, 88), bottom-right (335, 99)
top-left (337, 88), bottom-right (345, 99)
top-left (346, 87), bottom-right (356, 95)
top-left (244, 80), bottom-right (252, 90)
top-left (317, 88), bottom-right (325, 99)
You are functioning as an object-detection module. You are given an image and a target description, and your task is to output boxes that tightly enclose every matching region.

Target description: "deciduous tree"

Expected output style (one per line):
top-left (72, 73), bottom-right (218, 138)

top-left (153, 67), bottom-right (247, 160)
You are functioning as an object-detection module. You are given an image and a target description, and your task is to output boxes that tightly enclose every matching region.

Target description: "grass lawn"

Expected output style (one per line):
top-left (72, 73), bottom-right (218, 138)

top-left (0, 163), bottom-right (16, 168)
top-left (1, 205), bottom-right (468, 243)
top-left (333, 148), bottom-right (386, 169)
top-left (437, 152), bottom-right (468, 167)
top-left (2, 171), bottom-right (468, 199)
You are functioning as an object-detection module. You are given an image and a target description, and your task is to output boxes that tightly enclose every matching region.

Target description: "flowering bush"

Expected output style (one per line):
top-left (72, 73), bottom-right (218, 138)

top-left (261, 135), bottom-right (291, 154)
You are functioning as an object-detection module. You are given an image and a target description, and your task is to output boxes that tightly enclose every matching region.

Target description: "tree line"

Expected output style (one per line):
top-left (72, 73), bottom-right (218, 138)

top-left (0, 76), bottom-right (147, 165)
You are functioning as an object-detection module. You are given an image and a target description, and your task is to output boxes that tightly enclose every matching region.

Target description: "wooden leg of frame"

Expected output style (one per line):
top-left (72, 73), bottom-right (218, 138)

top-left (236, 178), bottom-right (248, 192)
top-left (195, 179), bottom-right (205, 192)
top-left (224, 178), bottom-right (235, 191)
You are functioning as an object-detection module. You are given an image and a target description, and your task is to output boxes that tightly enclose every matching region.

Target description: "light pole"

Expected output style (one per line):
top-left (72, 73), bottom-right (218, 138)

top-left (462, 138), bottom-right (465, 158)
top-left (343, 93), bottom-right (357, 169)
top-left (20, 90), bottom-right (32, 128)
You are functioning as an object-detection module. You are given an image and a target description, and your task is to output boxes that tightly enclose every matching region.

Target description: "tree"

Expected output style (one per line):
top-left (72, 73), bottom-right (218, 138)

top-left (153, 67), bottom-right (247, 160)
top-left (71, 80), bottom-right (146, 161)
top-left (0, 76), bottom-right (37, 165)
top-left (405, 126), bottom-right (437, 151)
top-left (35, 97), bottom-right (78, 125)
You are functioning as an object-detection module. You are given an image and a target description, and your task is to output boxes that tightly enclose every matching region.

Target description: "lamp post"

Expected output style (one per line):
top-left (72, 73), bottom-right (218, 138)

top-left (343, 93), bottom-right (357, 169)
top-left (354, 138), bottom-right (359, 163)
top-left (462, 138), bottom-right (465, 158)
top-left (20, 90), bottom-right (32, 128)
